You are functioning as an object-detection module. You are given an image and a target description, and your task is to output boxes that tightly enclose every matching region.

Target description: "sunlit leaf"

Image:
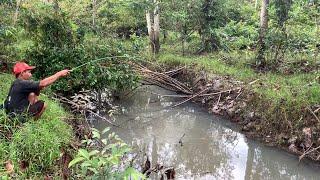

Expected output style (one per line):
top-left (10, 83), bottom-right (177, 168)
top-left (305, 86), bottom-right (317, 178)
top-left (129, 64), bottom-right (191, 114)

top-left (92, 131), bottom-right (100, 139)
top-left (102, 127), bottom-right (110, 134)
top-left (89, 150), bottom-right (100, 156)
top-left (79, 149), bottom-right (90, 160)
top-left (68, 157), bottom-right (85, 168)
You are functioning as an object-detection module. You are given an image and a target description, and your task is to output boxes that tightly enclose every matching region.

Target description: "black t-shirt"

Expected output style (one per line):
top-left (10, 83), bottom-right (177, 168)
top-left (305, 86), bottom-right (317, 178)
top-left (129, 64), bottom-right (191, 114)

top-left (4, 79), bottom-right (40, 114)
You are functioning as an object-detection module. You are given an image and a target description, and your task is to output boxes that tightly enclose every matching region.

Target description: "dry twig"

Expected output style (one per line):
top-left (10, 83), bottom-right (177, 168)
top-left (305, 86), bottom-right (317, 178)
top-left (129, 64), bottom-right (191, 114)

top-left (171, 87), bottom-right (210, 108)
top-left (307, 106), bottom-right (320, 123)
top-left (299, 145), bottom-right (320, 161)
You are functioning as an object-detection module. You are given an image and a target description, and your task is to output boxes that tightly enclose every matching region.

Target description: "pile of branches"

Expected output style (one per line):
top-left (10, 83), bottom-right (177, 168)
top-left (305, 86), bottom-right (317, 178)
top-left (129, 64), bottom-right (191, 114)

top-left (131, 62), bottom-right (244, 108)
top-left (132, 63), bottom-right (193, 95)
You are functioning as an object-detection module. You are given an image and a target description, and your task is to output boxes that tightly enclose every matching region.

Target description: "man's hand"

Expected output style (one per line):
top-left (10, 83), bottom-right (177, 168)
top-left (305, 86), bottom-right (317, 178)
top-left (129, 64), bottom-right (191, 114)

top-left (57, 69), bottom-right (70, 77)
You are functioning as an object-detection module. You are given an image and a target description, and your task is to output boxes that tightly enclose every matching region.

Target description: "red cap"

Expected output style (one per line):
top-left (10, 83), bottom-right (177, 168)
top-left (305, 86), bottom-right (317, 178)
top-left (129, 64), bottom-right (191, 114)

top-left (13, 62), bottom-right (36, 75)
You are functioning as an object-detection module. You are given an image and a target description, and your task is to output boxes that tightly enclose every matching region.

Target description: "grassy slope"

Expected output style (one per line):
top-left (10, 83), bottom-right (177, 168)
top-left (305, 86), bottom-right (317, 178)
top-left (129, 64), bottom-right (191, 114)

top-left (0, 73), bottom-right (72, 178)
top-left (158, 52), bottom-right (319, 105)
top-left (157, 52), bottom-right (320, 142)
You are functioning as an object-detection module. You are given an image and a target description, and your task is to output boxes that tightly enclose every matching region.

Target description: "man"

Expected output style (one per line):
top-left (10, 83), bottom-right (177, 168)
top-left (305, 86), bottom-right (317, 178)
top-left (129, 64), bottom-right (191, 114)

top-left (4, 62), bottom-right (69, 119)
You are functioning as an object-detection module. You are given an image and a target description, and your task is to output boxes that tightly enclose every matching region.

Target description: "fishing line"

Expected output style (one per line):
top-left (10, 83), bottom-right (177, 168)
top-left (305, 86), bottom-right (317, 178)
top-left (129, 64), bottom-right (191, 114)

top-left (70, 55), bottom-right (132, 72)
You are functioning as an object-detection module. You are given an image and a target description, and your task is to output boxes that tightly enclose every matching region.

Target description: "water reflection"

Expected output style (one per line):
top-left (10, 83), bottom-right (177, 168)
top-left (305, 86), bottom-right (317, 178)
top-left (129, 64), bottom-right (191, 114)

top-left (92, 86), bottom-right (320, 180)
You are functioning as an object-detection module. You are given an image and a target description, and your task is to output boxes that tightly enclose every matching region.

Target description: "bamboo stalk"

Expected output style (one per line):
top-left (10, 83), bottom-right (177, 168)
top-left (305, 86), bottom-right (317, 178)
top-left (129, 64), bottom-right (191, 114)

top-left (171, 87), bottom-right (210, 108)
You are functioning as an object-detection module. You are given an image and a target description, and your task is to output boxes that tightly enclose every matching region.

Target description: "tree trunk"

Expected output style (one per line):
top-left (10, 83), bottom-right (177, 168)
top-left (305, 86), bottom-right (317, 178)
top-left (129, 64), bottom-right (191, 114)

top-left (153, 0), bottom-right (160, 54)
top-left (256, 0), bottom-right (269, 68)
top-left (145, 0), bottom-right (160, 55)
top-left (145, 10), bottom-right (155, 54)
top-left (259, 0), bottom-right (269, 45)
top-left (92, 0), bottom-right (97, 32)
top-left (13, 0), bottom-right (21, 25)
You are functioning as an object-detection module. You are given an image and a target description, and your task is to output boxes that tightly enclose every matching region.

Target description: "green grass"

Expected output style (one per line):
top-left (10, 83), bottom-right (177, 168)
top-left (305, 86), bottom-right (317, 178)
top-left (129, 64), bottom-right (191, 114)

top-left (158, 52), bottom-right (320, 106)
top-left (0, 73), bottom-right (73, 178)
top-left (157, 51), bottom-right (320, 137)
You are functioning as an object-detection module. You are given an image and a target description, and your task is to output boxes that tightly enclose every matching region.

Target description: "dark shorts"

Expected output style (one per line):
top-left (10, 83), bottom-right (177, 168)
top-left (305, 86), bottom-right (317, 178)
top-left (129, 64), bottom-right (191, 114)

top-left (27, 100), bottom-right (45, 116)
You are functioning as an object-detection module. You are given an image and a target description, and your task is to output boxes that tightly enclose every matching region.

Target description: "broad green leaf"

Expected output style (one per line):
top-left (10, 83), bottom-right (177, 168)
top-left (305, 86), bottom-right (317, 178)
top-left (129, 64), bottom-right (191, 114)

top-left (1, 175), bottom-right (9, 180)
top-left (88, 167), bottom-right (99, 174)
top-left (79, 149), bottom-right (90, 160)
top-left (124, 167), bottom-right (146, 180)
top-left (81, 161), bottom-right (92, 168)
top-left (91, 158), bottom-right (99, 168)
top-left (68, 156), bottom-right (85, 168)
top-left (102, 127), bottom-right (110, 134)
top-left (101, 139), bottom-right (108, 145)
top-left (89, 150), bottom-right (100, 156)
top-left (92, 131), bottom-right (100, 139)
top-left (110, 156), bottom-right (119, 164)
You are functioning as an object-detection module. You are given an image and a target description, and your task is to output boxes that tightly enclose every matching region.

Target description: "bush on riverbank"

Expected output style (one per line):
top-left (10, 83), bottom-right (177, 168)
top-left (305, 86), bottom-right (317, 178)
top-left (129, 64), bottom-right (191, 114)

top-left (0, 73), bottom-right (73, 178)
top-left (69, 127), bottom-right (144, 179)
top-left (22, 8), bottom-right (140, 95)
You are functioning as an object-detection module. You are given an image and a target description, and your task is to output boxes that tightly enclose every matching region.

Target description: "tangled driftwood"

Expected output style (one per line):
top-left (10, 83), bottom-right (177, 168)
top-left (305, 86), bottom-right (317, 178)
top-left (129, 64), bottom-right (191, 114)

top-left (131, 62), bottom-right (243, 108)
top-left (131, 63), bottom-right (193, 95)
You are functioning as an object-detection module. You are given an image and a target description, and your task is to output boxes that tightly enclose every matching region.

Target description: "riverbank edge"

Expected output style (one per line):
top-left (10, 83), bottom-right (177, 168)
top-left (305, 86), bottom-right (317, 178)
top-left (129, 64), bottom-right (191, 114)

top-left (154, 58), bottom-right (320, 162)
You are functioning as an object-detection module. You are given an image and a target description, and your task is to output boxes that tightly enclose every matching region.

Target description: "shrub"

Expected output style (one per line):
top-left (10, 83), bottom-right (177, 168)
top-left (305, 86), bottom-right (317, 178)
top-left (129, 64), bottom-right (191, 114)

top-left (69, 128), bottom-right (144, 179)
top-left (216, 20), bottom-right (258, 50)
top-left (23, 8), bottom-right (139, 94)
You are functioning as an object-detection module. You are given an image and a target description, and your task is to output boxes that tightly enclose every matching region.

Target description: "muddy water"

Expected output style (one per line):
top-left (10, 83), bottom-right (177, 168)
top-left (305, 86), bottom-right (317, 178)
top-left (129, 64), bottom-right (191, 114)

top-left (92, 86), bottom-right (320, 180)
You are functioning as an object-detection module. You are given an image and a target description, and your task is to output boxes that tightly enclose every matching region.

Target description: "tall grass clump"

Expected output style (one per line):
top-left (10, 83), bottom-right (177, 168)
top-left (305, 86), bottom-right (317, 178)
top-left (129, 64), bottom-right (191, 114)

top-left (9, 117), bottom-right (72, 175)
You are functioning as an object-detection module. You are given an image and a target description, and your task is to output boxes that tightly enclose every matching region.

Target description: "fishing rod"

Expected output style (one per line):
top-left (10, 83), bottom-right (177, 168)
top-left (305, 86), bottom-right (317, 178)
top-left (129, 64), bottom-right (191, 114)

top-left (70, 55), bottom-right (131, 72)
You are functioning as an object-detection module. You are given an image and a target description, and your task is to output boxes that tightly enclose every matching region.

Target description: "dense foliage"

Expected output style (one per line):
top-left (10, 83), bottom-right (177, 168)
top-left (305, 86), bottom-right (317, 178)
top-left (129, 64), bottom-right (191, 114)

top-left (1, 0), bottom-right (319, 72)
top-left (1, 1), bottom-right (142, 94)
top-left (23, 5), bottom-right (140, 93)
top-left (69, 128), bottom-right (144, 179)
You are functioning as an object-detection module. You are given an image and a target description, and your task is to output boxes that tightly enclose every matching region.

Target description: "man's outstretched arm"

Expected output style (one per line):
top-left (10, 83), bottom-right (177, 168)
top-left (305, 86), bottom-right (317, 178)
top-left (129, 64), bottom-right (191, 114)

top-left (39, 69), bottom-right (70, 88)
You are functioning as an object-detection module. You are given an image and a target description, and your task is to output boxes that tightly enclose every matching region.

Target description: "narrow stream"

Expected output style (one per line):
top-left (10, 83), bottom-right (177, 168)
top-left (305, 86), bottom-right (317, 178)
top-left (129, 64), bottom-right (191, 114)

top-left (92, 86), bottom-right (320, 180)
